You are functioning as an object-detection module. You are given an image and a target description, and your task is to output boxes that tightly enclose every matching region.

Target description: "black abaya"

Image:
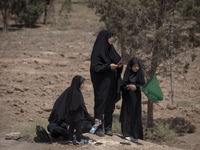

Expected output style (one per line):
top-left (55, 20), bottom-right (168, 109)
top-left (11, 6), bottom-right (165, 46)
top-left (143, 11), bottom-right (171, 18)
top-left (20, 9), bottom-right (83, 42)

top-left (47, 76), bottom-right (95, 140)
top-left (48, 87), bottom-right (70, 138)
top-left (90, 30), bottom-right (122, 131)
top-left (120, 58), bottom-right (145, 140)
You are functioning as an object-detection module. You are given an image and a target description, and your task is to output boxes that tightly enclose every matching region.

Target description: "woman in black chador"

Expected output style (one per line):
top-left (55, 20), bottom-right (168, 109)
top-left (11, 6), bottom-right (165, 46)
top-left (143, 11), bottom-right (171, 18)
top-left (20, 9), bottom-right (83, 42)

top-left (90, 30), bottom-right (123, 136)
top-left (120, 58), bottom-right (145, 143)
top-left (48, 75), bottom-right (97, 144)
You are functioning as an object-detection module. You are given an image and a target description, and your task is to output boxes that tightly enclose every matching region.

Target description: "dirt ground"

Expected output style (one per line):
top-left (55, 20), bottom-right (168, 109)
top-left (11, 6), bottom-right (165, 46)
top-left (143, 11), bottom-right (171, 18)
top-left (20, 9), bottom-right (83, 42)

top-left (0, 2), bottom-right (200, 150)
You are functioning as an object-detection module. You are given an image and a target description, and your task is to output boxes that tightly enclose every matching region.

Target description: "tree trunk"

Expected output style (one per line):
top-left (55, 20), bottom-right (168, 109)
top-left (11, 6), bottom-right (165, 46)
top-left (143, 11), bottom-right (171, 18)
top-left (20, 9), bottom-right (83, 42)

top-left (146, 0), bottom-right (166, 129)
top-left (147, 99), bottom-right (153, 128)
top-left (169, 10), bottom-right (175, 105)
top-left (120, 37), bottom-right (128, 61)
top-left (43, 0), bottom-right (54, 24)
top-left (2, 8), bottom-right (10, 32)
top-left (146, 57), bottom-right (157, 128)
top-left (1, 0), bottom-right (11, 32)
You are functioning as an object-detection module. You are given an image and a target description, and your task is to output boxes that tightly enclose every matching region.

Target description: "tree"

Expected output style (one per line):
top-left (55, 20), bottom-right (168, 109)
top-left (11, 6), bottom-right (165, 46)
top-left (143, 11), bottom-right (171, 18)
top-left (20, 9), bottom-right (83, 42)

top-left (11, 0), bottom-right (45, 27)
top-left (0, 0), bottom-right (12, 31)
top-left (59, 0), bottom-right (72, 19)
top-left (89, 0), bottom-right (200, 128)
top-left (43, 0), bottom-right (55, 24)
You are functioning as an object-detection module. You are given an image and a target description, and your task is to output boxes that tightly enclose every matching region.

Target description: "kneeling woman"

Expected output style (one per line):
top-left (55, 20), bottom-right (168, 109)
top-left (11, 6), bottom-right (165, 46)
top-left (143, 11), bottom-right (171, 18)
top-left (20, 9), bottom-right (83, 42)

top-left (120, 58), bottom-right (145, 143)
top-left (48, 75), bottom-right (97, 144)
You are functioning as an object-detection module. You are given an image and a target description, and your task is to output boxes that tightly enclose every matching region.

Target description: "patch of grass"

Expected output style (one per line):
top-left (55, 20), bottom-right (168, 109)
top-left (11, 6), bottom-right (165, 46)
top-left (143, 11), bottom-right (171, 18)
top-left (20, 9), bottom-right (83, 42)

top-left (177, 100), bottom-right (192, 108)
top-left (196, 99), bottom-right (200, 104)
top-left (51, 21), bottom-right (71, 30)
top-left (20, 116), bottom-right (48, 140)
top-left (58, 49), bottom-right (67, 54)
top-left (112, 117), bottom-right (121, 134)
top-left (145, 122), bottom-right (176, 144)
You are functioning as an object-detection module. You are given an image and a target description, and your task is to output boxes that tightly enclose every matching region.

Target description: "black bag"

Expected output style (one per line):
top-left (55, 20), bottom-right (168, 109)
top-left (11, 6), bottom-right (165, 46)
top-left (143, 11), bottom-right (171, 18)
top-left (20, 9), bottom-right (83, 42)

top-left (36, 126), bottom-right (51, 143)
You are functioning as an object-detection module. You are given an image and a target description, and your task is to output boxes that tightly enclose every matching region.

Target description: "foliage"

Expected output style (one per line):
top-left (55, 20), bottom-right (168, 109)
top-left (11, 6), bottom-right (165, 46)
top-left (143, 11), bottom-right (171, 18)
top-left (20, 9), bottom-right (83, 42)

top-left (11, 0), bottom-right (46, 27)
top-left (145, 122), bottom-right (176, 144)
top-left (88, 0), bottom-right (200, 77)
top-left (89, 0), bottom-right (200, 128)
top-left (112, 117), bottom-right (121, 134)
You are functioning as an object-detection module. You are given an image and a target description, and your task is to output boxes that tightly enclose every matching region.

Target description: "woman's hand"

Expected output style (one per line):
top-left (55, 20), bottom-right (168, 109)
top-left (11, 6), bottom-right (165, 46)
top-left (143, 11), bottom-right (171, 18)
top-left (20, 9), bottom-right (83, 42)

top-left (118, 63), bottom-right (123, 68)
top-left (117, 59), bottom-right (124, 68)
top-left (129, 84), bottom-right (137, 91)
top-left (110, 64), bottom-right (118, 69)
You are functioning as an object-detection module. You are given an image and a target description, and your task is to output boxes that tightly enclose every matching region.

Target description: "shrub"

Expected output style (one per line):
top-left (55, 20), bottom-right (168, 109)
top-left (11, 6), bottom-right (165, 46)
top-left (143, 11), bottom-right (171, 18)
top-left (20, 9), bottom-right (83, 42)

top-left (11, 0), bottom-right (45, 27)
top-left (20, 116), bottom-right (48, 140)
top-left (145, 122), bottom-right (176, 144)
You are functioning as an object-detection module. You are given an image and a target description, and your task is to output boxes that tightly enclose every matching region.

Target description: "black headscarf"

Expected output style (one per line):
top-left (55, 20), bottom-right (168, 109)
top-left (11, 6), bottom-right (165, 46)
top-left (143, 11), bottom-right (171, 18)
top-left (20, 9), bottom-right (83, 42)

top-left (66, 75), bottom-right (85, 110)
top-left (90, 30), bottom-right (121, 72)
top-left (48, 75), bottom-right (85, 124)
top-left (123, 58), bottom-right (145, 88)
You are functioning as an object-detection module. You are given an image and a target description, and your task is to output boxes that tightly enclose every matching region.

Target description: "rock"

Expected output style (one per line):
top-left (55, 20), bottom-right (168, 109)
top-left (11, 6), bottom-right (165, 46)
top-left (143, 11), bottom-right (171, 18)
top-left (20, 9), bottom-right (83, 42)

top-left (5, 132), bottom-right (21, 140)
top-left (167, 104), bottom-right (177, 110)
top-left (42, 103), bottom-right (52, 112)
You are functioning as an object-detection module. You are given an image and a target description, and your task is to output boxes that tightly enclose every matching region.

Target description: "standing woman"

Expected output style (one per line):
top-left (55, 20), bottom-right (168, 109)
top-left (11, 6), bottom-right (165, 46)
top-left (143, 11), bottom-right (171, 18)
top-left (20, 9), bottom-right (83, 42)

top-left (120, 58), bottom-right (145, 143)
top-left (90, 30), bottom-right (123, 136)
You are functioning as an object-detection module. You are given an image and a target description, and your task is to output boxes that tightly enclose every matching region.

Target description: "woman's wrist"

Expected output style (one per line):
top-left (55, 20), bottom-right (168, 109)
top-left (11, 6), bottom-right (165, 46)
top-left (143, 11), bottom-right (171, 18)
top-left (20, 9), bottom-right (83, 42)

top-left (126, 85), bottom-right (130, 90)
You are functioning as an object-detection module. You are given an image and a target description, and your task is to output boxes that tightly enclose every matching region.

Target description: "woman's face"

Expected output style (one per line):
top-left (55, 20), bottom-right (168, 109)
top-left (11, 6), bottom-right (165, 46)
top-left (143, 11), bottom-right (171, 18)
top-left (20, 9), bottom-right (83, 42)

top-left (108, 36), bottom-right (113, 45)
top-left (132, 64), bottom-right (139, 72)
top-left (80, 81), bottom-right (84, 90)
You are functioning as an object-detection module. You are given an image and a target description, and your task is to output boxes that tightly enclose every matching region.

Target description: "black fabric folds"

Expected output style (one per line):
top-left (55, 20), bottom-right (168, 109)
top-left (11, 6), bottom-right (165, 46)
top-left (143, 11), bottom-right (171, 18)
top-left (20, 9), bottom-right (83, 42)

top-left (90, 30), bottom-right (123, 120)
top-left (48, 75), bottom-right (85, 133)
top-left (120, 58), bottom-right (145, 140)
top-left (48, 87), bottom-right (70, 125)
top-left (66, 75), bottom-right (85, 111)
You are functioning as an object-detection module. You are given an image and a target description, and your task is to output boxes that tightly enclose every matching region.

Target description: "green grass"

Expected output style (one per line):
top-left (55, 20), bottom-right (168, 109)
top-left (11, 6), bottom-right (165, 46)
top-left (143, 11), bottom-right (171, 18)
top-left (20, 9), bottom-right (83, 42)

top-left (20, 116), bottom-right (48, 140)
top-left (51, 21), bottom-right (72, 31)
top-left (177, 100), bottom-right (192, 108)
top-left (145, 122), bottom-right (176, 144)
top-left (112, 117), bottom-right (121, 134)
top-left (196, 99), bottom-right (200, 104)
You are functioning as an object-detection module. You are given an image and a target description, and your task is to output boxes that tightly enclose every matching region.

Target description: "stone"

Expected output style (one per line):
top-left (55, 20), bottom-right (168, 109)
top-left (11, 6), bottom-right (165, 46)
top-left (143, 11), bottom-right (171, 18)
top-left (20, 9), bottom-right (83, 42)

top-left (5, 132), bottom-right (21, 140)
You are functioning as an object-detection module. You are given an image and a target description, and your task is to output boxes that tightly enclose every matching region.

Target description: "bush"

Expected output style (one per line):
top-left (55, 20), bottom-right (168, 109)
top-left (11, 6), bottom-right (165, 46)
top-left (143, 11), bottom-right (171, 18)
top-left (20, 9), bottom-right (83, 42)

top-left (11, 0), bottom-right (45, 27)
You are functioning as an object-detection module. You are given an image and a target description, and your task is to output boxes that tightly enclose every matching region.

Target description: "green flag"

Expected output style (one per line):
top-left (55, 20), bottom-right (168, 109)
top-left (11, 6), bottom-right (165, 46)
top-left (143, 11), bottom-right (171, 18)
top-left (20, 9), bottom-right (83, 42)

top-left (142, 73), bottom-right (163, 102)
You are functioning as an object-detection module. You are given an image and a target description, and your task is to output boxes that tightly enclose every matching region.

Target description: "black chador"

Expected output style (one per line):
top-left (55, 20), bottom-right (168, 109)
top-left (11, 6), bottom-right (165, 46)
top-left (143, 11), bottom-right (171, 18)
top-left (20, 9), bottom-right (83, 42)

top-left (90, 30), bottom-right (122, 134)
top-left (47, 76), bottom-right (95, 141)
top-left (120, 58), bottom-right (145, 140)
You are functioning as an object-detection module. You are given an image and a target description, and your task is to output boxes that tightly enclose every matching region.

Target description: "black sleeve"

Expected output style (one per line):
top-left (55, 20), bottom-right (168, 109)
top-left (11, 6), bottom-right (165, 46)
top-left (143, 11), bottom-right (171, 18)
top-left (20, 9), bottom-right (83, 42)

top-left (117, 65), bottom-right (123, 73)
top-left (83, 106), bottom-right (95, 123)
top-left (91, 56), bottom-right (111, 73)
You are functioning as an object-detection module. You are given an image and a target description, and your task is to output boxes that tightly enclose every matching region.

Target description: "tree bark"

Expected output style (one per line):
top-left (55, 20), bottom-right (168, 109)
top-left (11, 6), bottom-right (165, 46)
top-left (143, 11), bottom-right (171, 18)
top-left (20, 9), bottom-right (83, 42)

top-left (146, 0), bottom-right (166, 129)
top-left (1, 0), bottom-right (11, 32)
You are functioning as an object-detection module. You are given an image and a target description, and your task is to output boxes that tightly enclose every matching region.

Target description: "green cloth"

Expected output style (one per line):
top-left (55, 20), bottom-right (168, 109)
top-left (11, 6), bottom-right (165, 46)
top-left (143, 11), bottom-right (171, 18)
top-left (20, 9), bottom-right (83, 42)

top-left (142, 73), bottom-right (163, 102)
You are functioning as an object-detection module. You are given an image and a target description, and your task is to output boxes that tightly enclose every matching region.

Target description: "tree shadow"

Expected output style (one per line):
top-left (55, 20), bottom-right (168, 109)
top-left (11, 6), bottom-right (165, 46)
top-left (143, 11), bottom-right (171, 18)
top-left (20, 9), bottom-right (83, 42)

top-left (145, 117), bottom-right (196, 136)
top-left (0, 23), bottom-right (42, 32)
